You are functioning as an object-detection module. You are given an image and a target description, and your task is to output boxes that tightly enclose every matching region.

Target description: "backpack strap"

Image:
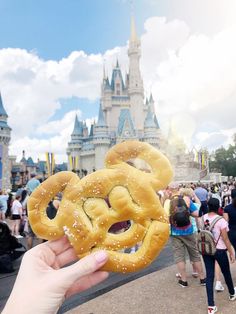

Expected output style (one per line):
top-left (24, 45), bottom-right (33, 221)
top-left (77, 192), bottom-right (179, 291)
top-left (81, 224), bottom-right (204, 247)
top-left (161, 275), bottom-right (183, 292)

top-left (209, 216), bottom-right (222, 232)
top-left (209, 216), bottom-right (223, 246)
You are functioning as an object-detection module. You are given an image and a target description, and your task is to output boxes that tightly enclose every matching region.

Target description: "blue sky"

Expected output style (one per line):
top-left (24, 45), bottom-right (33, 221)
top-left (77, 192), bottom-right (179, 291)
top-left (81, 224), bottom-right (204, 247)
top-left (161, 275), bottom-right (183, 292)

top-left (0, 0), bottom-right (165, 60)
top-left (0, 0), bottom-right (236, 162)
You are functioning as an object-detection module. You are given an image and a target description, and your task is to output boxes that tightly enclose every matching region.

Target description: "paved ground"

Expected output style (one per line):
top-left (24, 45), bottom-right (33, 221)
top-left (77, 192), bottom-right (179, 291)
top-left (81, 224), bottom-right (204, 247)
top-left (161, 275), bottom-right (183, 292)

top-left (67, 263), bottom-right (236, 314)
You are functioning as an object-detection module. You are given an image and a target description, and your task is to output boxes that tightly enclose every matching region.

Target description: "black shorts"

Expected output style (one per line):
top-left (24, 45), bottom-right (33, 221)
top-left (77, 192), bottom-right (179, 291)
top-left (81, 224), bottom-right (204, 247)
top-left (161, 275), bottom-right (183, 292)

top-left (12, 214), bottom-right (21, 220)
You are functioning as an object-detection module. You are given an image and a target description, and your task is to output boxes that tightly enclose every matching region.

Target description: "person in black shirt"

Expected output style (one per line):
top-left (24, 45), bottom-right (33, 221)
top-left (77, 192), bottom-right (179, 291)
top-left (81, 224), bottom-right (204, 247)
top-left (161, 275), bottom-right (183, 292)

top-left (223, 188), bottom-right (236, 256)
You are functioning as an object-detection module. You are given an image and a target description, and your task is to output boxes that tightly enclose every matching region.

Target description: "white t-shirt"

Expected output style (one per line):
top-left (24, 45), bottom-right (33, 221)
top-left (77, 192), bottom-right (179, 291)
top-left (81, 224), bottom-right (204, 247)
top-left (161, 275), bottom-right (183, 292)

top-left (11, 200), bottom-right (22, 215)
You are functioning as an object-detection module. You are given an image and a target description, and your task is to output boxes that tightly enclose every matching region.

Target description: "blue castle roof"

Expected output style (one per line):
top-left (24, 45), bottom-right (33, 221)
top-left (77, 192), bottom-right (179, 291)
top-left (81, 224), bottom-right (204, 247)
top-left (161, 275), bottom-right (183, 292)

top-left (104, 77), bottom-right (111, 90)
top-left (37, 161), bottom-right (47, 172)
top-left (117, 109), bottom-right (135, 136)
top-left (110, 61), bottom-right (125, 91)
top-left (72, 115), bottom-right (83, 136)
top-left (0, 93), bottom-right (8, 117)
top-left (154, 114), bottom-right (160, 129)
top-left (26, 157), bottom-right (35, 167)
top-left (144, 107), bottom-right (156, 128)
top-left (97, 103), bottom-right (106, 127)
top-left (149, 93), bottom-right (154, 103)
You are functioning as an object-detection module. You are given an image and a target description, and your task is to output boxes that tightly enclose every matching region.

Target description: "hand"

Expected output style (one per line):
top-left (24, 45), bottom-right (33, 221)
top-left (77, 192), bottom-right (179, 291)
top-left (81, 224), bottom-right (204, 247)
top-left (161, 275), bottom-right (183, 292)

top-left (230, 252), bottom-right (235, 264)
top-left (2, 236), bottom-right (109, 314)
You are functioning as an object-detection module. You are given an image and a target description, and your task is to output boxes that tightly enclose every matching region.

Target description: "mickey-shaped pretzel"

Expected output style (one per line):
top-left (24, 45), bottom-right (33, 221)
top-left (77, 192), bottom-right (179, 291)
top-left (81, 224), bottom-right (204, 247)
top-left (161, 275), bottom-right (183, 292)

top-left (28, 141), bottom-right (173, 272)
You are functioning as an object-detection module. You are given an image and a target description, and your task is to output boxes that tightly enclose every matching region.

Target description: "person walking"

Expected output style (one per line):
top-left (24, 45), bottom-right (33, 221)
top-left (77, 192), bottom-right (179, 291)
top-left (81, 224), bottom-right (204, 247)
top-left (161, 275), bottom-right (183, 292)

top-left (201, 197), bottom-right (236, 314)
top-left (11, 195), bottom-right (23, 238)
top-left (0, 190), bottom-right (9, 221)
top-left (223, 188), bottom-right (236, 256)
top-left (26, 173), bottom-right (40, 195)
top-left (194, 183), bottom-right (209, 216)
top-left (168, 187), bottom-right (206, 288)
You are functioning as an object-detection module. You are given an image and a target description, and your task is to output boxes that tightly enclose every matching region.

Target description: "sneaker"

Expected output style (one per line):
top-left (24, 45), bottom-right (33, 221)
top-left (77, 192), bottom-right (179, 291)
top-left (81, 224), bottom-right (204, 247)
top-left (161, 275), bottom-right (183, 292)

top-left (175, 273), bottom-right (181, 279)
top-left (200, 278), bottom-right (206, 286)
top-left (178, 279), bottom-right (188, 287)
top-left (215, 281), bottom-right (224, 292)
top-left (229, 287), bottom-right (236, 301)
top-left (208, 306), bottom-right (217, 313)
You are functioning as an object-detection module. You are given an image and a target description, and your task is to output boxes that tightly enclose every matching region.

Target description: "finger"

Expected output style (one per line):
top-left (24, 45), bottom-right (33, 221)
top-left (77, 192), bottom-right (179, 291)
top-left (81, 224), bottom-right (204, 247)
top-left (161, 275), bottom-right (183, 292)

top-left (65, 271), bottom-right (109, 298)
top-left (55, 247), bottom-right (78, 268)
top-left (58, 250), bottom-right (108, 284)
top-left (45, 236), bottom-right (72, 255)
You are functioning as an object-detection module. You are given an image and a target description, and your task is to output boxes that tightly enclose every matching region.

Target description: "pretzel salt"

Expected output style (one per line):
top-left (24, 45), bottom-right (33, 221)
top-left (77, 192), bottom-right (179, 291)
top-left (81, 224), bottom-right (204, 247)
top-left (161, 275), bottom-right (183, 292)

top-left (28, 141), bottom-right (173, 272)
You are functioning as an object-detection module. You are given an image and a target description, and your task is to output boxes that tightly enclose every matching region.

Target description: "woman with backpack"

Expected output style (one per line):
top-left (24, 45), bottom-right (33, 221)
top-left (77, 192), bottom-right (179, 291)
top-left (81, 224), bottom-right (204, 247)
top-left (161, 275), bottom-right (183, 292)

top-left (201, 197), bottom-right (236, 314)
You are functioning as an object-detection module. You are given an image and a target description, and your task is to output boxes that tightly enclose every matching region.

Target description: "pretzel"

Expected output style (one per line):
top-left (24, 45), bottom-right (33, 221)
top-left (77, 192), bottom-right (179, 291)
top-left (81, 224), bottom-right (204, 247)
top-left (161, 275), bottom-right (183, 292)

top-left (28, 141), bottom-right (173, 272)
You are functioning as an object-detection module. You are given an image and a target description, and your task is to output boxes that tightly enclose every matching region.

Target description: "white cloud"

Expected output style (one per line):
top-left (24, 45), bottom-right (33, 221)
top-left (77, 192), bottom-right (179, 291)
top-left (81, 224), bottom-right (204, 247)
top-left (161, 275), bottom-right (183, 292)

top-left (140, 16), bottom-right (236, 150)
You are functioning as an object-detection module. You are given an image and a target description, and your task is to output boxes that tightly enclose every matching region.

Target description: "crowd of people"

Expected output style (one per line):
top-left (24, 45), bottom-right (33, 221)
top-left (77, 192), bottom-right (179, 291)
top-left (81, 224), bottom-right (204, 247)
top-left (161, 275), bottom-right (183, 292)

top-left (1, 176), bottom-right (236, 314)
top-left (161, 181), bottom-right (236, 314)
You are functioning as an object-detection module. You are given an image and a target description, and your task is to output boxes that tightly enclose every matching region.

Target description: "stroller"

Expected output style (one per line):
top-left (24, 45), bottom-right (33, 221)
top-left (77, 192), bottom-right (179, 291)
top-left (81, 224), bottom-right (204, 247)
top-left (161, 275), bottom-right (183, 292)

top-left (0, 222), bottom-right (26, 273)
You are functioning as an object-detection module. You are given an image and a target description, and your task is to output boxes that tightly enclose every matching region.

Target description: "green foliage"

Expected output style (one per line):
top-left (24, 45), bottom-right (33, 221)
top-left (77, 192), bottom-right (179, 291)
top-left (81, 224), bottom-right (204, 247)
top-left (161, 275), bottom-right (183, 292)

top-left (209, 134), bottom-right (236, 176)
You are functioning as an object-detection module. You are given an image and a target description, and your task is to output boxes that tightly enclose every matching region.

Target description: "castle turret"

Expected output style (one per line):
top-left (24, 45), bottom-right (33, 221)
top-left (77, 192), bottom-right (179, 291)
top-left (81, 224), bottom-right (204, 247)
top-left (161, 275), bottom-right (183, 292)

top-left (94, 103), bottom-right (110, 169)
top-left (67, 115), bottom-right (84, 171)
top-left (143, 106), bottom-right (162, 149)
top-left (149, 93), bottom-right (155, 112)
top-left (0, 92), bottom-right (11, 189)
top-left (110, 60), bottom-right (125, 96)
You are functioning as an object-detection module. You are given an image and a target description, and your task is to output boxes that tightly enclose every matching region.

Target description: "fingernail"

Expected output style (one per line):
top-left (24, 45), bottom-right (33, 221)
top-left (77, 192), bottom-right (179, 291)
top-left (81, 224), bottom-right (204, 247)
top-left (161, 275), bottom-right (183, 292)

top-left (95, 251), bottom-right (108, 263)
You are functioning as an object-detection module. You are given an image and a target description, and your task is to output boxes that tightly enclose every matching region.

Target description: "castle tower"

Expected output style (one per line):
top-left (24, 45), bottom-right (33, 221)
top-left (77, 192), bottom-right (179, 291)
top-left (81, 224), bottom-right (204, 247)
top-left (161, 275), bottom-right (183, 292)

top-left (67, 115), bottom-right (83, 171)
top-left (94, 103), bottom-right (110, 169)
top-left (0, 92), bottom-right (11, 189)
top-left (128, 16), bottom-right (144, 131)
top-left (143, 105), bottom-right (162, 149)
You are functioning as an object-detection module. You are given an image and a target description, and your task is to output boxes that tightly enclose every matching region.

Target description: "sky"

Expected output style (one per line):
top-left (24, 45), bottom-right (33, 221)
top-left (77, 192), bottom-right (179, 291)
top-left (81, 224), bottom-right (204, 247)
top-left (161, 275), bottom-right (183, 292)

top-left (0, 0), bottom-right (236, 163)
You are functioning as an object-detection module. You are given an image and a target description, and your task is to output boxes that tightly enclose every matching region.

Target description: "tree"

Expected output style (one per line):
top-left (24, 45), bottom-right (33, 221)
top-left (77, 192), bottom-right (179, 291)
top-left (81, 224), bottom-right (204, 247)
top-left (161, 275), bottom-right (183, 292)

top-left (209, 134), bottom-right (236, 177)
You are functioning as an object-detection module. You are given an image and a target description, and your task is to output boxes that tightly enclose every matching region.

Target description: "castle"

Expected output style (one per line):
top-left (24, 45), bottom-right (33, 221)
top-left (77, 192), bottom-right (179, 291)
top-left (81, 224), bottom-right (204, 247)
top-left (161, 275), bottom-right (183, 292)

top-left (66, 17), bottom-right (205, 181)
top-left (67, 17), bottom-right (167, 173)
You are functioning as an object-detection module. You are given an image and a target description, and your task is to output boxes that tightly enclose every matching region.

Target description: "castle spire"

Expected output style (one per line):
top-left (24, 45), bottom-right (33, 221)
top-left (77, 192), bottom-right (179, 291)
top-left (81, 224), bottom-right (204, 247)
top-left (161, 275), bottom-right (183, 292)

top-left (149, 93), bottom-right (154, 104)
top-left (116, 58), bottom-right (119, 68)
top-left (0, 92), bottom-right (8, 116)
top-left (128, 14), bottom-right (144, 130)
top-left (97, 103), bottom-right (106, 127)
top-left (103, 62), bottom-right (106, 79)
top-left (130, 15), bottom-right (138, 43)
top-left (72, 114), bottom-right (83, 136)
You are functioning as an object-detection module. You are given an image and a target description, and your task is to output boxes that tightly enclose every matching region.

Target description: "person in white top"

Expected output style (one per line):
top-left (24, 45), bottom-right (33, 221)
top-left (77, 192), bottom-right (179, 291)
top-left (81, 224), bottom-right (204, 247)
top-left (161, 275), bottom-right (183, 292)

top-left (11, 195), bottom-right (23, 238)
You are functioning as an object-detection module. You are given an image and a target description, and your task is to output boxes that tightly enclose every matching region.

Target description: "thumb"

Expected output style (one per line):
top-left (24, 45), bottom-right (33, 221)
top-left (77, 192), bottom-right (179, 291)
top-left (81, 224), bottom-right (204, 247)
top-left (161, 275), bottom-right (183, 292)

top-left (57, 250), bottom-right (108, 284)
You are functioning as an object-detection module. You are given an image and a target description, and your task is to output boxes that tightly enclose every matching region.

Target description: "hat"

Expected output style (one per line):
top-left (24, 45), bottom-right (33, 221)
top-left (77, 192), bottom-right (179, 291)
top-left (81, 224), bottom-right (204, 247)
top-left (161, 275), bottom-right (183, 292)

top-left (231, 189), bottom-right (236, 199)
